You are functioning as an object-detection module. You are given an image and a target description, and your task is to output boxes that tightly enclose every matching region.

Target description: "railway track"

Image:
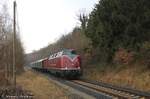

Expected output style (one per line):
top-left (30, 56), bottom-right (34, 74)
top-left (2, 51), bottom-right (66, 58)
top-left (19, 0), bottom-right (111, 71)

top-left (79, 79), bottom-right (150, 98)
top-left (71, 79), bottom-right (150, 99)
top-left (28, 67), bottom-right (150, 99)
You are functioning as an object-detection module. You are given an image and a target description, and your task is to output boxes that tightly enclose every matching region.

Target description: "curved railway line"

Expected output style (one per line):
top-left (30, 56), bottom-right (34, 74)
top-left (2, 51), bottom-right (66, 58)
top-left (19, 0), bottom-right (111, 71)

top-left (27, 67), bottom-right (150, 99)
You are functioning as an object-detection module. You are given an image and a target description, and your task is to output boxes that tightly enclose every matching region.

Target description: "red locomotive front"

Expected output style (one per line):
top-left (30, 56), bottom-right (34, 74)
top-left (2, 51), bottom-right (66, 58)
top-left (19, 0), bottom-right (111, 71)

top-left (42, 49), bottom-right (82, 78)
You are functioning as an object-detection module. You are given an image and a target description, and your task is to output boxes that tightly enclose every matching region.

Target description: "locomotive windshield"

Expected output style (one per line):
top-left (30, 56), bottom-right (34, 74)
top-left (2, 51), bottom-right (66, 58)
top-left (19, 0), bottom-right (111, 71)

top-left (63, 49), bottom-right (76, 55)
top-left (71, 50), bottom-right (76, 54)
top-left (63, 49), bottom-right (77, 59)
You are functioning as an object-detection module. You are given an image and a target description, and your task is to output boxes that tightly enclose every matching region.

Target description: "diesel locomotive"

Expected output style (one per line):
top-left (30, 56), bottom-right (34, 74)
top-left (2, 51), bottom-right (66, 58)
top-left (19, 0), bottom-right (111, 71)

top-left (30, 49), bottom-right (82, 78)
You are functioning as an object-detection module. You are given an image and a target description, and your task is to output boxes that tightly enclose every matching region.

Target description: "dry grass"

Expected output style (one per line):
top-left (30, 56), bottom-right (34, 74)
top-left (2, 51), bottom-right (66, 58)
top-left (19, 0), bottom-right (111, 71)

top-left (16, 71), bottom-right (68, 99)
top-left (84, 65), bottom-right (150, 92)
top-left (0, 71), bottom-right (10, 87)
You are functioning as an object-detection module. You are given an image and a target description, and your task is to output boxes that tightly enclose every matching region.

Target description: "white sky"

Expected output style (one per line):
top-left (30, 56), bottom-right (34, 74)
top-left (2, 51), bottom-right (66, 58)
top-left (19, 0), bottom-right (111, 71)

top-left (6, 0), bottom-right (98, 53)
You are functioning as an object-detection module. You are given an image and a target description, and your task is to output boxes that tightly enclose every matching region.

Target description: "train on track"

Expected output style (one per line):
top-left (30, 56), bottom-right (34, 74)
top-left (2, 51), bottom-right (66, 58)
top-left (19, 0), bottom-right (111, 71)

top-left (30, 49), bottom-right (82, 78)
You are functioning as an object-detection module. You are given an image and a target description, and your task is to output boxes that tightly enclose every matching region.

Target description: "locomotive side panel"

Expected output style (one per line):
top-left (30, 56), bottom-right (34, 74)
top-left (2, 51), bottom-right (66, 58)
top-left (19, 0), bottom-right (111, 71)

top-left (46, 57), bottom-right (62, 69)
top-left (43, 58), bottom-right (48, 69)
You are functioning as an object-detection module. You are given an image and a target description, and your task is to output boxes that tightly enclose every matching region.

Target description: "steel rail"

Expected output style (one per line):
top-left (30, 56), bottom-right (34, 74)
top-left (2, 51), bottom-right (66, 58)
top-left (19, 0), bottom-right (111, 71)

top-left (72, 80), bottom-right (136, 99)
top-left (80, 78), bottom-right (150, 99)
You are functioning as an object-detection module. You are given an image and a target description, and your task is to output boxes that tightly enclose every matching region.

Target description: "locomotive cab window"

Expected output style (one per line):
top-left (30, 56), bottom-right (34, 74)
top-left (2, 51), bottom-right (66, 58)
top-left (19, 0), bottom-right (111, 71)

top-left (63, 49), bottom-right (77, 55)
top-left (71, 50), bottom-right (76, 54)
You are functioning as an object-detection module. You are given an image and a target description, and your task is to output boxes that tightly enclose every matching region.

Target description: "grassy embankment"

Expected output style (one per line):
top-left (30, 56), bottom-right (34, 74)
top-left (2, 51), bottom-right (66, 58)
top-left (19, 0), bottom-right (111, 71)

top-left (16, 71), bottom-right (68, 99)
top-left (84, 64), bottom-right (150, 92)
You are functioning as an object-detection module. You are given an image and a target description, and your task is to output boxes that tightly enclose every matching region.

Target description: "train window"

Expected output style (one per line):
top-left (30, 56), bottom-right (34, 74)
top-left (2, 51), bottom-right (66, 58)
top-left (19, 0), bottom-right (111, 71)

top-left (71, 50), bottom-right (76, 54)
top-left (63, 50), bottom-right (68, 55)
top-left (62, 49), bottom-right (76, 55)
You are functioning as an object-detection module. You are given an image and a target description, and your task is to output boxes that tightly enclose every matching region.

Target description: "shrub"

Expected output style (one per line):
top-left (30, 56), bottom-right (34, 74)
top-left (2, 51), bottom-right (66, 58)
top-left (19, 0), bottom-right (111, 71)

top-left (113, 48), bottom-right (134, 65)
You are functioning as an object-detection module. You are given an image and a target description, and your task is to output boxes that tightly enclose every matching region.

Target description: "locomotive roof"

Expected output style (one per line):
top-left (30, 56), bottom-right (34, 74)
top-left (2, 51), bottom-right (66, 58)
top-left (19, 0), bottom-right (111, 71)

top-left (48, 49), bottom-right (76, 60)
top-left (31, 49), bottom-right (76, 64)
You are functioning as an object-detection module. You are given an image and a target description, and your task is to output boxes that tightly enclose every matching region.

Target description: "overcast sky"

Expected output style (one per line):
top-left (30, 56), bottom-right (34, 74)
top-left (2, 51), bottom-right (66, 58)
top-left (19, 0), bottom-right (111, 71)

top-left (6, 0), bottom-right (98, 53)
